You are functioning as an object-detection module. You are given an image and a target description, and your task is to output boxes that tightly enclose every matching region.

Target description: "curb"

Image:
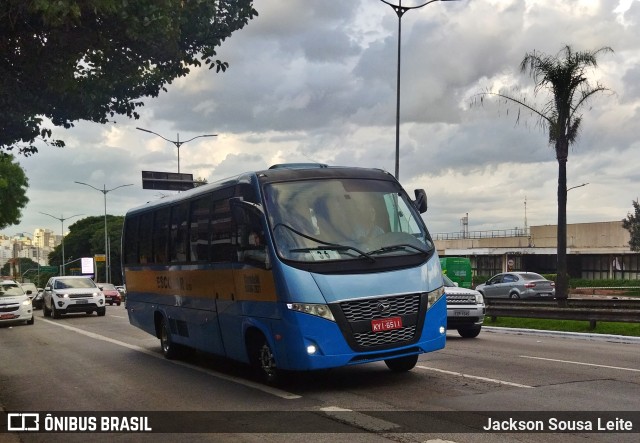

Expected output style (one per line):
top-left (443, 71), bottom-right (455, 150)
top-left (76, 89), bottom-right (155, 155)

top-left (482, 325), bottom-right (640, 344)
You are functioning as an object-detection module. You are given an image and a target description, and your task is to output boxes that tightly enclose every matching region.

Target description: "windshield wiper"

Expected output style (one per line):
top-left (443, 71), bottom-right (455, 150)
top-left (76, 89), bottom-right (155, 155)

top-left (368, 244), bottom-right (429, 256)
top-left (289, 245), bottom-right (376, 263)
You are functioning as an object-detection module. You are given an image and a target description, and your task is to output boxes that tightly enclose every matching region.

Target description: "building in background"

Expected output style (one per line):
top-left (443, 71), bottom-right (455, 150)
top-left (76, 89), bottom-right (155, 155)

top-left (434, 220), bottom-right (638, 280)
top-left (0, 230), bottom-right (58, 270)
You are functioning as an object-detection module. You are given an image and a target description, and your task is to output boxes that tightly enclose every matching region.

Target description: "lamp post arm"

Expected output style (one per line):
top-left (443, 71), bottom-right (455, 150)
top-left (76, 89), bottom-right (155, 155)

top-left (74, 181), bottom-right (105, 194)
top-left (107, 183), bottom-right (134, 193)
top-left (178, 134), bottom-right (218, 145)
top-left (136, 127), bottom-right (177, 145)
top-left (379, 0), bottom-right (442, 17)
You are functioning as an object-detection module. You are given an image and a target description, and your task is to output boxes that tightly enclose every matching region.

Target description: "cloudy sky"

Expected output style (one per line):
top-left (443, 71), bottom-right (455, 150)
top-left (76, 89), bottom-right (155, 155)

top-left (5, 0), bottom-right (640, 241)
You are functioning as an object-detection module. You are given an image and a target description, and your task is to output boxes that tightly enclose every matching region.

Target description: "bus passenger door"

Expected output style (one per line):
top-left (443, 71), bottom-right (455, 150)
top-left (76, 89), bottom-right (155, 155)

top-left (218, 199), bottom-right (277, 363)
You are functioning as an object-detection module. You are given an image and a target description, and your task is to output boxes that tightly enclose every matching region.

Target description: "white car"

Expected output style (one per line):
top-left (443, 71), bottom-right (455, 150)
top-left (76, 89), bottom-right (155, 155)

top-left (0, 280), bottom-right (34, 326)
top-left (42, 276), bottom-right (106, 318)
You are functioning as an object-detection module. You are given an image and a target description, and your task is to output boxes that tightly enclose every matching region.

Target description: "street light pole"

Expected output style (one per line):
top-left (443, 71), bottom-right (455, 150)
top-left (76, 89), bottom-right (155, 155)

top-left (75, 182), bottom-right (134, 283)
top-left (39, 212), bottom-right (82, 276)
top-left (136, 127), bottom-right (217, 174)
top-left (379, 0), bottom-right (458, 180)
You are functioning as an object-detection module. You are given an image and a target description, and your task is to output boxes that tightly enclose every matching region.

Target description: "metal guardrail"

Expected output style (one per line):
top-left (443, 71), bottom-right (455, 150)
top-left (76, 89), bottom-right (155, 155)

top-left (484, 298), bottom-right (640, 329)
top-left (574, 286), bottom-right (640, 295)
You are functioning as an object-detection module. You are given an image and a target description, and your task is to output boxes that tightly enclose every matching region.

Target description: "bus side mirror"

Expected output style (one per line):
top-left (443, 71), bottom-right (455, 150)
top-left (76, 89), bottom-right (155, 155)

top-left (413, 189), bottom-right (428, 214)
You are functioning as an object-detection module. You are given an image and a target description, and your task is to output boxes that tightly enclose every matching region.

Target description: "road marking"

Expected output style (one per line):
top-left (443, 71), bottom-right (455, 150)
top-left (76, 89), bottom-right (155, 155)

top-left (520, 355), bottom-right (640, 372)
top-left (109, 315), bottom-right (127, 319)
top-left (40, 318), bottom-right (301, 400)
top-left (416, 365), bottom-right (534, 388)
top-left (320, 406), bottom-right (400, 432)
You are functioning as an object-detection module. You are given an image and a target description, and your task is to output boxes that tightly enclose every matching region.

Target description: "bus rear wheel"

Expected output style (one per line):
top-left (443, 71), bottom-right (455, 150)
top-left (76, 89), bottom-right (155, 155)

top-left (160, 317), bottom-right (180, 360)
top-left (249, 334), bottom-right (279, 384)
top-left (384, 354), bottom-right (418, 372)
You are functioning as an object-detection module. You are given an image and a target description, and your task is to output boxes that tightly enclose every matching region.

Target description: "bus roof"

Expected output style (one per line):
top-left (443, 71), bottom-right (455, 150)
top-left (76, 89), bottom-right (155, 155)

top-left (125, 164), bottom-right (397, 216)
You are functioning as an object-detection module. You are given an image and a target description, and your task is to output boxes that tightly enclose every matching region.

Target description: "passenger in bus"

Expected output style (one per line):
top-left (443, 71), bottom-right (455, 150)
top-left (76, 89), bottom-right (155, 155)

top-left (354, 206), bottom-right (384, 241)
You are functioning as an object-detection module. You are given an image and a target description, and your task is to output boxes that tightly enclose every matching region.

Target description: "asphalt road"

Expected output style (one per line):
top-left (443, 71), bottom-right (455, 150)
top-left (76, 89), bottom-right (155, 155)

top-left (1, 305), bottom-right (639, 443)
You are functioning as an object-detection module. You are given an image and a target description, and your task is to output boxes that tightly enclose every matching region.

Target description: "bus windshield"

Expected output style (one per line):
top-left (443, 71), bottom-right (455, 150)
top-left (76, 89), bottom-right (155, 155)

top-left (263, 178), bottom-right (434, 262)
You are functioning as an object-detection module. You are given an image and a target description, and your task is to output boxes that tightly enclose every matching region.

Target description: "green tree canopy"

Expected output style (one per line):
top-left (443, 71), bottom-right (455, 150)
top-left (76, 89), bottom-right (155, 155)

top-left (47, 215), bottom-right (125, 284)
top-left (0, 154), bottom-right (29, 229)
top-left (622, 200), bottom-right (640, 252)
top-left (1, 0), bottom-right (257, 156)
top-left (475, 45), bottom-right (613, 300)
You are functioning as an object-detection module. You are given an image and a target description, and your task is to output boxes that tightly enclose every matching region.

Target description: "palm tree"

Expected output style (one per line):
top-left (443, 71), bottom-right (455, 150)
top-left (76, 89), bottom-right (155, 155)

top-left (478, 45), bottom-right (613, 300)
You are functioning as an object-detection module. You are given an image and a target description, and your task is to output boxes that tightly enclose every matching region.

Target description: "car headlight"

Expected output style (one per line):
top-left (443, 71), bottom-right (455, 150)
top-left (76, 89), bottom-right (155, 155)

top-left (54, 292), bottom-right (69, 298)
top-left (287, 303), bottom-right (335, 321)
top-left (475, 293), bottom-right (484, 304)
top-left (22, 299), bottom-right (32, 306)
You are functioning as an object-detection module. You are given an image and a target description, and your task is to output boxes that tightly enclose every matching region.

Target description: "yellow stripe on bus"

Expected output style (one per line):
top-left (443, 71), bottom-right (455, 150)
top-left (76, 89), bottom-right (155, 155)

top-left (124, 268), bottom-right (277, 302)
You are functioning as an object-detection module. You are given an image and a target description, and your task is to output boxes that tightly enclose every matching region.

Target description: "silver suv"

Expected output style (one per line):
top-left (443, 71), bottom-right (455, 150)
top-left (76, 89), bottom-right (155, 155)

top-left (42, 276), bottom-right (106, 318)
top-left (443, 274), bottom-right (485, 338)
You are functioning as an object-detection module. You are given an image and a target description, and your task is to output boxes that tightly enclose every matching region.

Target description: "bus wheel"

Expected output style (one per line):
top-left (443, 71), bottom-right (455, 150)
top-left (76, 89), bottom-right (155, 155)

top-left (384, 354), bottom-right (418, 372)
top-left (250, 335), bottom-right (279, 384)
top-left (160, 317), bottom-right (180, 360)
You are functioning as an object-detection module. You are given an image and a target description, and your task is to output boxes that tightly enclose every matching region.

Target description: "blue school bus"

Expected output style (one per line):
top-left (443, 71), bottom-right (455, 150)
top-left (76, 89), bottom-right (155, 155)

top-left (122, 164), bottom-right (445, 383)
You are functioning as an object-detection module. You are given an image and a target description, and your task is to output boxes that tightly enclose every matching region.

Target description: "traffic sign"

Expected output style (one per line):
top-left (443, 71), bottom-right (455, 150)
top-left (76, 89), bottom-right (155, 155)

top-left (40, 266), bottom-right (58, 273)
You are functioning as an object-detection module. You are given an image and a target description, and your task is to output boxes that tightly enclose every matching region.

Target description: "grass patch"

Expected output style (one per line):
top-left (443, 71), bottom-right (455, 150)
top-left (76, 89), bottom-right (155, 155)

top-left (484, 317), bottom-right (640, 337)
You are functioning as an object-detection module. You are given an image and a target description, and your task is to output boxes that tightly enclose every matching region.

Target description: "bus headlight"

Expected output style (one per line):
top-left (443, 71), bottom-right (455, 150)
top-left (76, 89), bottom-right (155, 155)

top-left (427, 286), bottom-right (445, 308)
top-left (287, 303), bottom-right (335, 322)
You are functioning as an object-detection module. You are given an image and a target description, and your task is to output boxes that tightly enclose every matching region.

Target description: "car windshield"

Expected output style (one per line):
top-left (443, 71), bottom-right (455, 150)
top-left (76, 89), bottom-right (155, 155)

top-left (263, 178), bottom-right (434, 262)
top-left (0, 283), bottom-right (26, 297)
top-left (99, 283), bottom-right (116, 290)
top-left (53, 278), bottom-right (97, 289)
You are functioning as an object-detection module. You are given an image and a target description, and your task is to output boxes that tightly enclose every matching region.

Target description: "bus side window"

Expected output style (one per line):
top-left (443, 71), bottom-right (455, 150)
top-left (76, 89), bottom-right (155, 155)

top-left (211, 192), bottom-right (236, 263)
top-left (189, 196), bottom-right (211, 262)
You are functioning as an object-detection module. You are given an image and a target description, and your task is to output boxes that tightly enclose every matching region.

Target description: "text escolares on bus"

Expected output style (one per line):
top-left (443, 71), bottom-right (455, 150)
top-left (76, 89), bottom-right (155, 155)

top-left (122, 164), bottom-right (446, 383)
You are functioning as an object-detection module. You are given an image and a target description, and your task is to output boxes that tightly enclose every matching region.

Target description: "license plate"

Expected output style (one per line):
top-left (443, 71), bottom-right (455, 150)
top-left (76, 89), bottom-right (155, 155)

top-left (0, 313), bottom-right (17, 319)
top-left (454, 310), bottom-right (470, 316)
top-left (371, 316), bottom-right (402, 332)
top-left (75, 300), bottom-right (88, 304)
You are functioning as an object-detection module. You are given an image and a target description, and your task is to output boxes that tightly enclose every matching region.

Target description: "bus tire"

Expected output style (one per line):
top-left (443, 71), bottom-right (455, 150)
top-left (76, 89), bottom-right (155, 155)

top-left (384, 354), bottom-right (418, 372)
top-left (248, 333), bottom-right (279, 384)
top-left (159, 317), bottom-right (180, 360)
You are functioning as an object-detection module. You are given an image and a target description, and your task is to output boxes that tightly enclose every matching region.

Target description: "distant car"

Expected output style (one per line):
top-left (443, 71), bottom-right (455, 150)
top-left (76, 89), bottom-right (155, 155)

top-left (97, 283), bottom-right (122, 306)
top-left (20, 282), bottom-right (38, 299)
top-left (476, 272), bottom-right (555, 299)
top-left (42, 276), bottom-right (106, 318)
top-left (32, 289), bottom-right (44, 310)
top-left (443, 274), bottom-right (484, 338)
top-left (0, 280), bottom-right (34, 326)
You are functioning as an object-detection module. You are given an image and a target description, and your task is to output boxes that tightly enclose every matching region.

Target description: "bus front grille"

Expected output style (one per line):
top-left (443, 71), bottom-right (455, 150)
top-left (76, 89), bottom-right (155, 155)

top-left (339, 294), bottom-right (420, 321)
top-left (353, 325), bottom-right (416, 347)
top-left (335, 293), bottom-right (423, 350)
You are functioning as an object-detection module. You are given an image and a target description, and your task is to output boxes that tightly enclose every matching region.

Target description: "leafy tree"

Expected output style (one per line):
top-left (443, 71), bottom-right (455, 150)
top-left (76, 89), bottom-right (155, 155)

top-left (622, 200), bottom-right (640, 252)
top-left (1, 0), bottom-right (258, 156)
top-left (0, 154), bottom-right (29, 229)
top-left (1, 257), bottom-right (37, 280)
top-left (47, 215), bottom-right (125, 284)
top-left (476, 45), bottom-right (613, 300)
